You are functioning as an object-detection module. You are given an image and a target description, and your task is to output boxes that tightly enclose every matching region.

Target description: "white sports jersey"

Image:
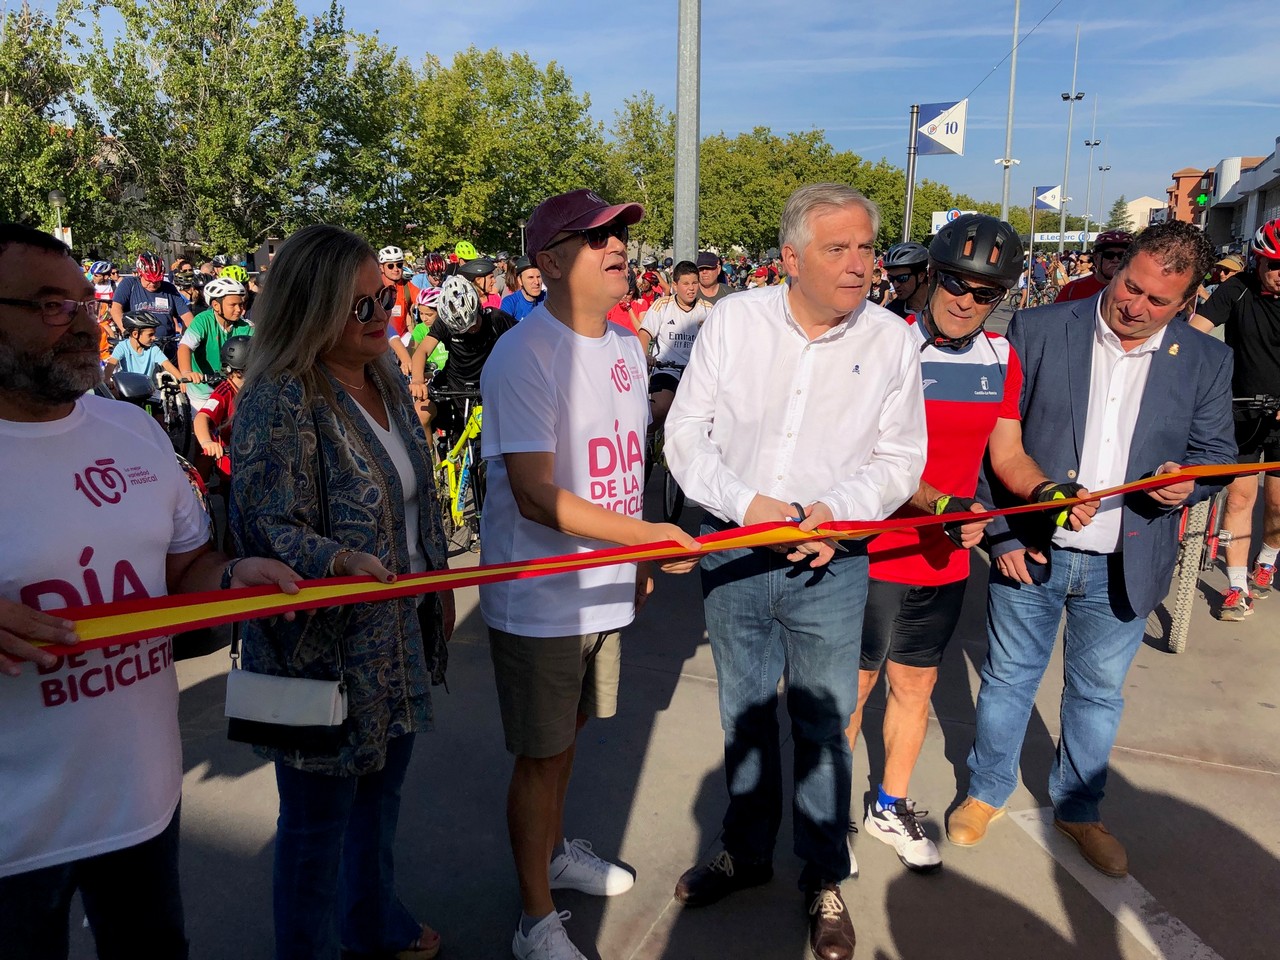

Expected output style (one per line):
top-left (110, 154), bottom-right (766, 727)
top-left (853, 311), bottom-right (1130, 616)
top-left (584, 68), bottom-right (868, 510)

top-left (640, 295), bottom-right (711, 373)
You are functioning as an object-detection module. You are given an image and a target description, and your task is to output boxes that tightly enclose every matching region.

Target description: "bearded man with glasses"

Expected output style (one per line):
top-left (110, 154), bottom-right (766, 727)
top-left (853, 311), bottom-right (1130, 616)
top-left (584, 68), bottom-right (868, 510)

top-left (1054, 230), bottom-right (1134, 303)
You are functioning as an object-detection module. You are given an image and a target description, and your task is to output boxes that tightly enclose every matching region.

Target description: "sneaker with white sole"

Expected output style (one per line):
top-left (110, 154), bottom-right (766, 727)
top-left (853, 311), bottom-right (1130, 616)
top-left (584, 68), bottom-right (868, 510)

top-left (549, 837), bottom-right (634, 896)
top-left (512, 910), bottom-right (587, 960)
top-left (1218, 586), bottom-right (1254, 621)
top-left (1250, 561), bottom-right (1274, 599)
top-left (844, 819), bottom-right (860, 879)
top-left (864, 799), bottom-right (942, 872)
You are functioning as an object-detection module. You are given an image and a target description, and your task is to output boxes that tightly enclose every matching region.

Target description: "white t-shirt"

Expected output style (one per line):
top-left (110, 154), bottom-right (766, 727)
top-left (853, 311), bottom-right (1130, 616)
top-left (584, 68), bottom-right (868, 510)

top-left (639, 294), bottom-right (711, 374)
top-left (353, 401), bottom-right (427, 574)
top-left (0, 396), bottom-right (209, 878)
top-left (479, 305), bottom-right (649, 637)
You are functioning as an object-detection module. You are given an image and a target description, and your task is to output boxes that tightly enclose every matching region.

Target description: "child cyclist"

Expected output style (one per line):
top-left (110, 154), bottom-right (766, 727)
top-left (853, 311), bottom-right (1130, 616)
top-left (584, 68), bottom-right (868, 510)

top-left (103, 311), bottom-right (182, 392)
top-left (193, 335), bottom-right (251, 492)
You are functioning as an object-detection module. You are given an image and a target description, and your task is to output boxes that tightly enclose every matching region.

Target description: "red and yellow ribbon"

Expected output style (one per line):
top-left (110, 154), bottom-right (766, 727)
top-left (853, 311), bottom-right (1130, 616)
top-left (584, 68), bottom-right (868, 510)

top-left (37, 461), bottom-right (1277, 654)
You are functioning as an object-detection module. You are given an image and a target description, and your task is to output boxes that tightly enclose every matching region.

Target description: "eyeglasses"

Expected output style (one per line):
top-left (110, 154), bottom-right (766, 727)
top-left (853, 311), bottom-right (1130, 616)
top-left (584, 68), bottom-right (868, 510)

top-left (383, 262), bottom-right (404, 270)
top-left (0, 296), bottom-right (97, 326)
top-left (352, 285), bottom-right (397, 323)
top-left (543, 222), bottom-right (630, 252)
top-left (1262, 259), bottom-right (1280, 272)
top-left (1098, 250), bottom-right (1126, 261)
top-left (935, 270), bottom-right (1005, 305)
top-left (887, 272), bottom-right (915, 285)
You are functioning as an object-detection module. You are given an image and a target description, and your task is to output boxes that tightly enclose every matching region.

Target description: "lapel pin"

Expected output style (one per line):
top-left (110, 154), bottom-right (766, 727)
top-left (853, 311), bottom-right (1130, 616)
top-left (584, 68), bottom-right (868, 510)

top-left (1168, 343), bottom-right (1180, 356)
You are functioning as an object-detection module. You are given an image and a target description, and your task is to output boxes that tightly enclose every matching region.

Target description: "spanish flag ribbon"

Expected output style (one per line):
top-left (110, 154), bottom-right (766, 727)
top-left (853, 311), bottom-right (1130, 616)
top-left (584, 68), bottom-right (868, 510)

top-left (38, 461), bottom-right (1277, 654)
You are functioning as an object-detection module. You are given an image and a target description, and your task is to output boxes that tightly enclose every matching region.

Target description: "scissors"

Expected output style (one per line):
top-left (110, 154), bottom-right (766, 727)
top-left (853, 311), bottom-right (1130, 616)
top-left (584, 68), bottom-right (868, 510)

top-left (786, 501), bottom-right (848, 552)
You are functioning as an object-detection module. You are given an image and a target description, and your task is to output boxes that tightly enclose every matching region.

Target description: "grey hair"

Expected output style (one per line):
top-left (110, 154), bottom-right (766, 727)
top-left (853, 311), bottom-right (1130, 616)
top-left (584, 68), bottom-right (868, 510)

top-left (778, 183), bottom-right (881, 259)
top-left (245, 224), bottom-right (399, 401)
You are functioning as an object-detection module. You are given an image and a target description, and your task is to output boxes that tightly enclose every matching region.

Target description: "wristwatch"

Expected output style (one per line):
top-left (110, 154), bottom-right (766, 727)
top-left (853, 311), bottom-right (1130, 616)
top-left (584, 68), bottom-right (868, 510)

top-left (220, 557), bottom-right (246, 590)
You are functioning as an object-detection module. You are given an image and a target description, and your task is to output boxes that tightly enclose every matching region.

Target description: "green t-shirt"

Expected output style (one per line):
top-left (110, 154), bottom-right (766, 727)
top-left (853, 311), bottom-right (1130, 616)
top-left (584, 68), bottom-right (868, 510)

top-left (181, 309), bottom-right (254, 400)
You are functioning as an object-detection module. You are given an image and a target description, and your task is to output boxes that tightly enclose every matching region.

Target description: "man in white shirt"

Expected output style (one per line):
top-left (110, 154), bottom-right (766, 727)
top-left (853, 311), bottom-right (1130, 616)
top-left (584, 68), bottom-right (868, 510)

top-left (638, 259), bottom-right (711, 429)
top-left (665, 184), bottom-right (927, 960)
top-left (0, 223), bottom-right (300, 958)
top-left (478, 189), bottom-right (700, 960)
top-left (949, 220), bottom-right (1236, 878)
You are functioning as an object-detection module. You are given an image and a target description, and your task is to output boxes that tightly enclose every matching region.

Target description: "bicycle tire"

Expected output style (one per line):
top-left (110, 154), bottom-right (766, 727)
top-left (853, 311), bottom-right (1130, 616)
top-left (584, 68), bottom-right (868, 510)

top-left (1168, 499), bottom-right (1211, 654)
top-left (166, 400), bottom-right (192, 457)
top-left (662, 465), bottom-right (685, 524)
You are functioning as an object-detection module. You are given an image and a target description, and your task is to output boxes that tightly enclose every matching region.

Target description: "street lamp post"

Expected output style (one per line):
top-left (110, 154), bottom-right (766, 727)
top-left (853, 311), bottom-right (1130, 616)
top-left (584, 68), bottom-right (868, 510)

top-left (1080, 97), bottom-right (1101, 251)
top-left (517, 219), bottom-right (527, 256)
top-left (1058, 25), bottom-right (1084, 253)
top-left (48, 189), bottom-right (66, 237)
top-left (1097, 164), bottom-right (1111, 228)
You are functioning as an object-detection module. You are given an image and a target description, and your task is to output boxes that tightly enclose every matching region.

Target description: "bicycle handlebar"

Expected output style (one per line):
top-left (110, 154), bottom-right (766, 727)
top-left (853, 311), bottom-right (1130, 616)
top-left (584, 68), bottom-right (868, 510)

top-left (428, 388), bottom-right (482, 401)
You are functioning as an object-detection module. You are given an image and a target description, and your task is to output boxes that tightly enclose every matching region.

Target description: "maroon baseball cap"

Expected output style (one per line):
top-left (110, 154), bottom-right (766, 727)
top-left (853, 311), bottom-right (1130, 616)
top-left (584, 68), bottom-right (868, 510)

top-left (525, 188), bottom-right (644, 256)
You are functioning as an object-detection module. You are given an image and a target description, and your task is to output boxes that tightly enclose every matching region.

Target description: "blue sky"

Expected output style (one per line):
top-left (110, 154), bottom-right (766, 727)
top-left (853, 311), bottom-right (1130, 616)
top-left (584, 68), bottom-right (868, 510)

top-left (45, 0), bottom-right (1280, 221)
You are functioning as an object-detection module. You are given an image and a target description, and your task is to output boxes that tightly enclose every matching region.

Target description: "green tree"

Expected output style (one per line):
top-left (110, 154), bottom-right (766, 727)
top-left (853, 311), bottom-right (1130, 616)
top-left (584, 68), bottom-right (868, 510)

top-left (0, 3), bottom-right (120, 250)
top-left (402, 47), bottom-right (618, 255)
top-left (609, 92), bottom-right (675, 254)
top-left (1105, 195), bottom-right (1133, 232)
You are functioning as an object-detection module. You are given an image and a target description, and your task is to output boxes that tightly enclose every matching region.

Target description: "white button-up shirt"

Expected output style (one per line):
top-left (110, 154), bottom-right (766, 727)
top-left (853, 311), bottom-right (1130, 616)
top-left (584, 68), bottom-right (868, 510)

top-left (1054, 302), bottom-right (1167, 553)
top-left (665, 284), bottom-right (927, 525)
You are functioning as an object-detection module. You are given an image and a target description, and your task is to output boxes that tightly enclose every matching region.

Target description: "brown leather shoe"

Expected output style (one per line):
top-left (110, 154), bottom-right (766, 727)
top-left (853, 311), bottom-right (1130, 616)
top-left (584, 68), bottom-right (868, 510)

top-left (674, 850), bottom-right (773, 907)
top-left (805, 883), bottom-right (855, 960)
top-left (1054, 819), bottom-right (1128, 877)
top-left (946, 796), bottom-right (1005, 846)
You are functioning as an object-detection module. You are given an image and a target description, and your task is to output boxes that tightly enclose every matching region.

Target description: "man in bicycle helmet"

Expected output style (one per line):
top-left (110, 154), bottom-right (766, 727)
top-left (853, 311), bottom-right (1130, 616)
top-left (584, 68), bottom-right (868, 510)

top-left (408, 274), bottom-right (516, 434)
top-left (499, 256), bottom-right (545, 322)
top-left (882, 241), bottom-right (930, 318)
top-left (111, 252), bottom-right (194, 340)
top-left (178, 276), bottom-right (253, 414)
top-left (104, 310), bottom-right (182, 392)
top-left (376, 244), bottom-right (421, 342)
top-left (849, 214), bottom-right (1084, 874)
top-left (1192, 217), bottom-right (1280, 618)
top-left (1055, 230), bottom-right (1133, 302)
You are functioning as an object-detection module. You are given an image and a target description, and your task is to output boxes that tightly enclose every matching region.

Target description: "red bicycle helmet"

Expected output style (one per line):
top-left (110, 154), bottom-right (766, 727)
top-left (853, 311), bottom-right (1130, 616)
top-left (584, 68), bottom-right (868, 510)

top-left (427, 252), bottom-right (446, 275)
top-left (135, 252), bottom-right (166, 283)
top-left (1092, 230), bottom-right (1133, 251)
top-left (1251, 218), bottom-right (1280, 259)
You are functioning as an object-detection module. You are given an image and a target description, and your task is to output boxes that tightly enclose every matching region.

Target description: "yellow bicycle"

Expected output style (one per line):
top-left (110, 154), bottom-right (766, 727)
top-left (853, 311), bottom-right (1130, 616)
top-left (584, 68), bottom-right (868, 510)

top-left (430, 388), bottom-right (485, 551)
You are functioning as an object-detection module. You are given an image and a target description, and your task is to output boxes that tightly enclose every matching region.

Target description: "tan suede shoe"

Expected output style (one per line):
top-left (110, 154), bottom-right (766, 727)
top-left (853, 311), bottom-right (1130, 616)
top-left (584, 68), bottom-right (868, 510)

top-left (1054, 819), bottom-right (1128, 877)
top-left (946, 797), bottom-right (1005, 846)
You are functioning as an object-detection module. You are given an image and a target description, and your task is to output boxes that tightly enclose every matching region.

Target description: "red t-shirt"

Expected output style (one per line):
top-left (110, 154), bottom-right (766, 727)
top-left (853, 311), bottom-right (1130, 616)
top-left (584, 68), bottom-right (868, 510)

top-left (607, 300), bottom-right (644, 335)
top-left (1054, 273), bottom-right (1105, 302)
top-left (869, 319), bottom-right (1023, 586)
top-left (200, 379), bottom-right (239, 477)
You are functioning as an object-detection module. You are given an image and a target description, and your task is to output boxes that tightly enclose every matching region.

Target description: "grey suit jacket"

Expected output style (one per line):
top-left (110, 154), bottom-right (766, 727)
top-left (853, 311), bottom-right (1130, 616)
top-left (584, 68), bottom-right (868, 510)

top-left (982, 293), bottom-right (1236, 617)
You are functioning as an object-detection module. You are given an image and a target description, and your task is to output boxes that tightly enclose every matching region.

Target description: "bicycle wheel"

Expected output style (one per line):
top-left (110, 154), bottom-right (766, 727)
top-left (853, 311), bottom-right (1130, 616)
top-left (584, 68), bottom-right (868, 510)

top-left (661, 464), bottom-right (685, 524)
top-left (1168, 499), bottom-right (1211, 654)
top-left (165, 395), bottom-right (192, 456)
top-left (435, 465), bottom-right (457, 545)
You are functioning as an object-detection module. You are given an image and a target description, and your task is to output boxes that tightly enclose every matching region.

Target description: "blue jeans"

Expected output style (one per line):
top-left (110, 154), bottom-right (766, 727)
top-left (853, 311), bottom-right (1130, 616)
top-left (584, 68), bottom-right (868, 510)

top-left (0, 804), bottom-right (186, 960)
top-left (967, 548), bottom-right (1146, 822)
top-left (273, 733), bottom-right (420, 960)
top-left (701, 518), bottom-right (868, 887)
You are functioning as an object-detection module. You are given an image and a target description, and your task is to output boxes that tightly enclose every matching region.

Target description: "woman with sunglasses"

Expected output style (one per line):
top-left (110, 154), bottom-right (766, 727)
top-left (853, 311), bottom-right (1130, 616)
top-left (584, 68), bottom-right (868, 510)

top-left (229, 224), bottom-right (454, 960)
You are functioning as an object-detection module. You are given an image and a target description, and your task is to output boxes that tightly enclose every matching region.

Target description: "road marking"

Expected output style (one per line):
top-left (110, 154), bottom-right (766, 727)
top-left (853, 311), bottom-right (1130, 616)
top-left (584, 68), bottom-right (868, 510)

top-left (1010, 808), bottom-right (1225, 960)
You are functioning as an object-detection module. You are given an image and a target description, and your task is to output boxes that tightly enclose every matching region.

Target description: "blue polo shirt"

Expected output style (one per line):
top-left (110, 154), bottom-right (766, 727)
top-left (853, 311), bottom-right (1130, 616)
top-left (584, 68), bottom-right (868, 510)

top-left (500, 290), bottom-right (545, 322)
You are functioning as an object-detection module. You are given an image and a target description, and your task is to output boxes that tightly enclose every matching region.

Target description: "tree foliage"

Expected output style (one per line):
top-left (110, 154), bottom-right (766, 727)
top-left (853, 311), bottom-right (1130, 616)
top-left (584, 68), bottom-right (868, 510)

top-left (1106, 195), bottom-right (1134, 231)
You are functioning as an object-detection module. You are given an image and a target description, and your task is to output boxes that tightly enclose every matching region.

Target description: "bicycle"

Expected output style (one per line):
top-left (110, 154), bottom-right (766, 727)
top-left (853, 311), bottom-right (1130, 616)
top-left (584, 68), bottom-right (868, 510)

top-left (429, 386), bottom-right (485, 551)
top-left (1166, 393), bottom-right (1280, 652)
top-left (644, 359), bottom-right (687, 524)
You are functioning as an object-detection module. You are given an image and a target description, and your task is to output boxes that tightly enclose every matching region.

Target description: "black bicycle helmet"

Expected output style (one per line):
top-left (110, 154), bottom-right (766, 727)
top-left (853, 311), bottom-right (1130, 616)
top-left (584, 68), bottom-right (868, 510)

top-left (883, 242), bottom-right (930, 271)
top-left (928, 214), bottom-right (1023, 288)
top-left (220, 335), bottom-right (252, 372)
top-left (457, 256), bottom-right (497, 281)
top-left (122, 310), bottom-right (161, 332)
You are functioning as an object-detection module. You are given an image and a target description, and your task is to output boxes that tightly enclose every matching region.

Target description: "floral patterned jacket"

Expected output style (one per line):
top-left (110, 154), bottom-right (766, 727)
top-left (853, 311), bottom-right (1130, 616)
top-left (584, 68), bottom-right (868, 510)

top-left (230, 367), bottom-right (448, 776)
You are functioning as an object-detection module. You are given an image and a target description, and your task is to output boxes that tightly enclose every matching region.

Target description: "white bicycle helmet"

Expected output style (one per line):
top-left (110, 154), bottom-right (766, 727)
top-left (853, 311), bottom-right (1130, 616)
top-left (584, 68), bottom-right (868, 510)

top-left (436, 275), bottom-right (480, 335)
top-left (377, 245), bottom-right (405, 264)
top-left (203, 277), bottom-right (246, 301)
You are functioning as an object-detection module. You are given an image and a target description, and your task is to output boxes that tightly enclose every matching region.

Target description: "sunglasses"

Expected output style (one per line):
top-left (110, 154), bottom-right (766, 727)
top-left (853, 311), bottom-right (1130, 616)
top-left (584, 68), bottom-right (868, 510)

top-left (1098, 250), bottom-right (1126, 261)
top-left (887, 272), bottom-right (915, 285)
top-left (383, 262), bottom-right (404, 270)
top-left (935, 270), bottom-right (1005, 305)
top-left (544, 222), bottom-right (630, 252)
top-left (0, 296), bottom-right (97, 326)
top-left (352, 285), bottom-right (397, 323)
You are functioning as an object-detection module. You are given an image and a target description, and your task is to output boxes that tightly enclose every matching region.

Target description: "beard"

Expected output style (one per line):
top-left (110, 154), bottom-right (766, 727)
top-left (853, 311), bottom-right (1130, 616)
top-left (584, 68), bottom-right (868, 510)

top-left (0, 327), bottom-right (102, 405)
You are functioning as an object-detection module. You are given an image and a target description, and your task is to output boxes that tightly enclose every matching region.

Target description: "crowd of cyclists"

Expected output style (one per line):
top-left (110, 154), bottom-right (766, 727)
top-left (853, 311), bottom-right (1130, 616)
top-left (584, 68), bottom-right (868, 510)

top-left (76, 212), bottom-right (1280, 632)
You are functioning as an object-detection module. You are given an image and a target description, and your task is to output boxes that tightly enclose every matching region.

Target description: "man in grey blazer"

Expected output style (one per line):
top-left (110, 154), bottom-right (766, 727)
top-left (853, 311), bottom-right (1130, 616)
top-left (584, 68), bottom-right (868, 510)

top-left (947, 221), bottom-right (1236, 877)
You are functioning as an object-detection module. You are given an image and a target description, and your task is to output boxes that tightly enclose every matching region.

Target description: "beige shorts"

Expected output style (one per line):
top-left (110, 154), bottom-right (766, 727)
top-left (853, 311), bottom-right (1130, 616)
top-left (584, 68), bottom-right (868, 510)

top-left (489, 628), bottom-right (622, 758)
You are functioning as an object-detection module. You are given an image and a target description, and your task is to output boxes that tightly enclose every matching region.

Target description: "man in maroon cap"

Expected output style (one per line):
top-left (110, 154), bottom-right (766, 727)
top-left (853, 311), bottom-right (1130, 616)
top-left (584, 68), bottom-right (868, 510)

top-left (478, 189), bottom-right (701, 960)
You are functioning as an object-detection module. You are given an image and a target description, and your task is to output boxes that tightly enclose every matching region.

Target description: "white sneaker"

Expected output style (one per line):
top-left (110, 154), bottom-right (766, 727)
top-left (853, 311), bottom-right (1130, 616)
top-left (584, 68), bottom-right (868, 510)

top-left (549, 837), bottom-right (635, 896)
top-left (864, 799), bottom-right (942, 872)
top-left (512, 910), bottom-right (587, 960)
top-left (845, 819), bottom-right (860, 879)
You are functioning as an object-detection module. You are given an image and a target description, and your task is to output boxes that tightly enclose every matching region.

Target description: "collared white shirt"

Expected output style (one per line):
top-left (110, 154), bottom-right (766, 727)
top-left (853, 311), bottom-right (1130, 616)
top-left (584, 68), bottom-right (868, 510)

top-left (1054, 301), bottom-right (1167, 553)
top-left (665, 283), bottom-right (926, 525)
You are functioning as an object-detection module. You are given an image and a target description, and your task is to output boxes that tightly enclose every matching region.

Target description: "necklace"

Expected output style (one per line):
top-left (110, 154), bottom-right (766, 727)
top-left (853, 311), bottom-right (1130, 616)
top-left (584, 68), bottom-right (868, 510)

top-left (328, 368), bottom-right (367, 391)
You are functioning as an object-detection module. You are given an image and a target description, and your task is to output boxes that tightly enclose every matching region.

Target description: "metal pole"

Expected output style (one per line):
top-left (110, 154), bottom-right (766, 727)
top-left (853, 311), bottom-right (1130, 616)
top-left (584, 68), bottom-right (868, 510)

top-left (902, 104), bottom-right (919, 242)
top-left (1024, 187), bottom-right (1036, 308)
top-left (672, 0), bottom-right (701, 262)
top-left (999, 0), bottom-right (1021, 222)
top-left (1081, 97), bottom-right (1100, 250)
top-left (1058, 25), bottom-right (1082, 252)
top-left (1097, 161), bottom-right (1111, 228)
